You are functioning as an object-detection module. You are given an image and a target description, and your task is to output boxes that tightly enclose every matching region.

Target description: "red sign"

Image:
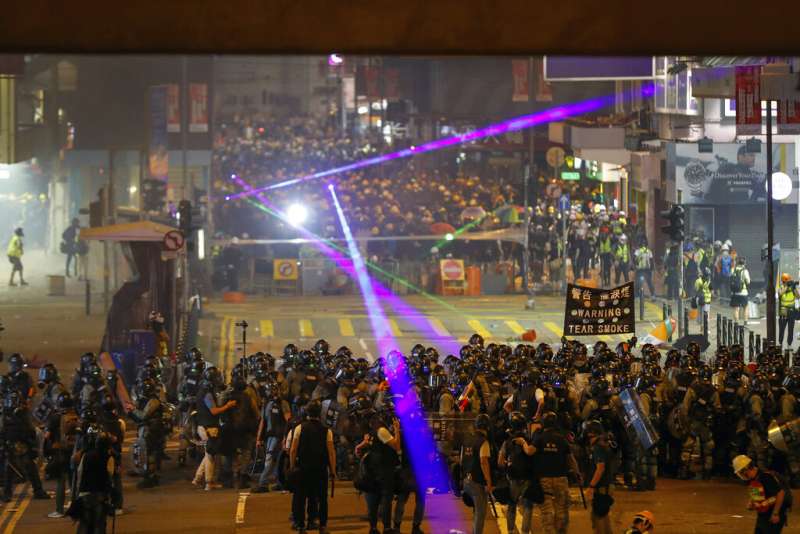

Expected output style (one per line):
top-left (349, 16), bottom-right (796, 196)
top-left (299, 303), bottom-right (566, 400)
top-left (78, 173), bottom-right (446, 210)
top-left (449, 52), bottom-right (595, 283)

top-left (440, 259), bottom-right (465, 281)
top-left (735, 66), bottom-right (761, 136)
top-left (778, 96), bottom-right (800, 135)
top-left (166, 84), bottom-right (180, 133)
top-left (163, 230), bottom-right (185, 251)
top-left (534, 57), bottom-right (553, 103)
top-left (189, 83), bottom-right (208, 133)
top-left (512, 59), bottom-right (529, 102)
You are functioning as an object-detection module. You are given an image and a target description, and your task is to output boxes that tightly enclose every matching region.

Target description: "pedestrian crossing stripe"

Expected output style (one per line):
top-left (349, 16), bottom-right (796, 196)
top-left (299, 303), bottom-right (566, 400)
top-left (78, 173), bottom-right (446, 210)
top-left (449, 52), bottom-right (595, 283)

top-left (427, 317), bottom-right (450, 337)
top-left (505, 320), bottom-right (526, 336)
top-left (260, 319), bottom-right (274, 338)
top-left (544, 321), bottom-right (563, 338)
top-left (388, 319), bottom-right (403, 337)
top-left (299, 319), bottom-right (314, 338)
top-left (467, 319), bottom-right (491, 340)
top-left (338, 318), bottom-right (355, 337)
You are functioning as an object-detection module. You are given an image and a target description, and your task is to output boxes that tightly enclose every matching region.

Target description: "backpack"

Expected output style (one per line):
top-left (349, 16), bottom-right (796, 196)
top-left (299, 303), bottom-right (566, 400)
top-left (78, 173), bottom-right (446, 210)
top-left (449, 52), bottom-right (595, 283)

top-left (60, 411), bottom-right (81, 450)
top-left (720, 255), bottom-right (732, 277)
top-left (730, 269), bottom-right (743, 294)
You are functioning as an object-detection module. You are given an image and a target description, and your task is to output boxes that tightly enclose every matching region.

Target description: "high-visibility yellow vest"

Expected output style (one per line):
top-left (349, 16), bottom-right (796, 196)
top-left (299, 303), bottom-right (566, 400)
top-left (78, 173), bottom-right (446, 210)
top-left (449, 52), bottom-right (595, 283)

top-left (615, 243), bottom-right (629, 261)
top-left (780, 284), bottom-right (796, 311)
top-left (695, 279), bottom-right (712, 304)
top-left (6, 235), bottom-right (22, 258)
top-left (599, 238), bottom-right (612, 254)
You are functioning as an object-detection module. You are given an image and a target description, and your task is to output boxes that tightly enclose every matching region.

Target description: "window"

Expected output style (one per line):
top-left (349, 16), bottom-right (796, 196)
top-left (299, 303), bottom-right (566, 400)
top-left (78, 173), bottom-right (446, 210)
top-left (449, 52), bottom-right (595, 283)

top-left (723, 99), bottom-right (778, 118)
top-left (654, 56), bottom-right (699, 116)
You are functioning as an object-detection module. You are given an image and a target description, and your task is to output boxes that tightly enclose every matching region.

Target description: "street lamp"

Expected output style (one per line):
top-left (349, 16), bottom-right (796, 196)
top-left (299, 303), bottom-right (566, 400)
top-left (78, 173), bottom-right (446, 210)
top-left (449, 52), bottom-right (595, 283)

top-left (287, 203), bottom-right (308, 227)
top-left (767, 171), bottom-right (792, 201)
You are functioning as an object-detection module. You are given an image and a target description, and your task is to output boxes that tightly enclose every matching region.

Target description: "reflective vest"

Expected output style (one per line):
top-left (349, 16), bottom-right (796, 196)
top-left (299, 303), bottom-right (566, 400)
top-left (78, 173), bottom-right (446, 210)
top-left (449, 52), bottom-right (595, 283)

top-left (615, 243), bottom-right (629, 261)
top-left (635, 247), bottom-right (651, 270)
top-left (695, 279), bottom-right (712, 305)
top-left (780, 284), bottom-right (796, 312)
top-left (599, 238), bottom-right (612, 254)
top-left (6, 235), bottom-right (22, 258)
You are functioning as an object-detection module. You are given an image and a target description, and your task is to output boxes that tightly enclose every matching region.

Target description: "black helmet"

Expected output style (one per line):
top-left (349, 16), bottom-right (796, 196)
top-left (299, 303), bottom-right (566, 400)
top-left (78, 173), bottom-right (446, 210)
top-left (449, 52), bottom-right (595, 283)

top-left (313, 339), bottom-right (330, 356)
top-left (508, 411), bottom-right (526, 432)
top-left (38, 363), bottom-right (59, 388)
top-left (541, 410), bottom-right (558, 430)
top-left (424, 347), bottom-right (440, 363)
top-left (698, 364), bottom-right (713, 383)
top-left (469, 333), bottom-right (485, 348)
top-left (305, 399), bottom-right (322, 419)
top-left (202, 366), bottom-right (224, 390)
top-left (410, 344), bottom-right (426, 359)
top-left (582, 419), bottom-right (605, 438)
top-left (55, 391), bottom-right (74, 411)
top-left (474, 413), bottom-right (491, 432)
top-left (8, 353), bottom-right (26, 374)
top-left (3, 390), bottom-right (21, 411)
top-left (79, 352), bottom-right (97, 373)
top-left (283, 343), bottom-right (299, 363)
top-left (137, 378), bottom-right (158, 399)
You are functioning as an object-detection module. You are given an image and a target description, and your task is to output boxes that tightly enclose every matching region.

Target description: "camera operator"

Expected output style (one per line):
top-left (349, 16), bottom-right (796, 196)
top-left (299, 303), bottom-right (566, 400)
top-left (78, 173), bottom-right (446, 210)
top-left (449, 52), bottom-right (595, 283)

top-left (68, 423), bottom-right (115, 534)
top-left (779, 273), bottom-right (799, 348)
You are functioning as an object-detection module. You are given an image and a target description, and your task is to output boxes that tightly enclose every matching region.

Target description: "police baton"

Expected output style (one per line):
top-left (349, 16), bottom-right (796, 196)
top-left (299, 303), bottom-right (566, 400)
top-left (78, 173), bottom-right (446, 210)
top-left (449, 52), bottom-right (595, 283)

top-left (330, 472), bottom-right (335, 499)
top-left (488, 492), bottom-right (499, 518)
top-left (578, 485), bottom-right (587, 510)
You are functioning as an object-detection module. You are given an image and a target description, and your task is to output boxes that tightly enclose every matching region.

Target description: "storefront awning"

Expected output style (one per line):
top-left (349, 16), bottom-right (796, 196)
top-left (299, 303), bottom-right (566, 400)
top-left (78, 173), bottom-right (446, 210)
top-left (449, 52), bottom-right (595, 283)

top-left (79, 220), bottom-right (178, 242)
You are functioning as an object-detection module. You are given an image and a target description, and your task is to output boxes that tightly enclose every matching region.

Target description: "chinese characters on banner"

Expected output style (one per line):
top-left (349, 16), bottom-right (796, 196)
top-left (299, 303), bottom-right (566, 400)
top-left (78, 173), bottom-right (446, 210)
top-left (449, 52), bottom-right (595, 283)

top-left (512, 59), bottom-right (529, 102)
top-left (534, 57), bottom-right (553, 102)
top-left (735, 66), bottom-right (761, 136)
top-left (166, 84), bottom-right (180, 133)
top-left (148, 86), bottom-right (169, 181)
top-left (563, 282), bottom-right (636, 336)
top-left (189, 83), bottom-right (208, 133)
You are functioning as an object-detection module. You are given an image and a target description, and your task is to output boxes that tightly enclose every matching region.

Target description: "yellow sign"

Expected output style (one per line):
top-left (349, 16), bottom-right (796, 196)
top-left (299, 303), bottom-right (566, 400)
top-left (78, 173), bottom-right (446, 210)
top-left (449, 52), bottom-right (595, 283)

top-left (273, 259), bottom-right (299, 281)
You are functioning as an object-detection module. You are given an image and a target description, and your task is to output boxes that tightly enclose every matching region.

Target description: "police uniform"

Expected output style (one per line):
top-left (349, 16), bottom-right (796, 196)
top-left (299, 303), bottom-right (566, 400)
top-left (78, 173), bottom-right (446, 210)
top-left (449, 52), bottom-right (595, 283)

top-left (534, 427), bottom-right (573, 534)
top-left (680, 378), bottom-right (720, 478)
top-left (131, 393), bottom-right (164, 487)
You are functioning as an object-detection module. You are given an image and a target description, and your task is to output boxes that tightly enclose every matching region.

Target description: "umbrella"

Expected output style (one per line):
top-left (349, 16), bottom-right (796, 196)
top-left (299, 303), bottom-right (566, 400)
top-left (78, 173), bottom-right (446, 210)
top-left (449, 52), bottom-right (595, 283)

top-left (430, 222), bottom-right (455, 235)
top-left (671, 334), bottom-right (710, 352)
top-left (460, 206), bottom-right (486, 222)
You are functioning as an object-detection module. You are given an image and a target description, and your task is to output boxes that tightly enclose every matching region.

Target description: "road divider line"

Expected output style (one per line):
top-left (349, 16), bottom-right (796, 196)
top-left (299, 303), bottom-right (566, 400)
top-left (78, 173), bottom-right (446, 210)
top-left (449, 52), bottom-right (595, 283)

top-left (505, 320), bottom-right (526, 336)
top-left (0, 484), bottom-right (29, 534)
top-left (299, 319), bottom-right (314, 338)
top-left (260, 319), bottom-right (274, 338)
top-left (235, 492), bottom-right (249, 525)
top-left (388, 319), bottom-right (403, 337)
top-left (218, 317), bottom-right (229, 370)
top-left (645, 300), bottom-right (662, 319)
top-left (428, 317), bottom-right (450, 337)
top-left (358, 338), bottom-right (374, 361)
top-left (338, 318), bottom-right (355, 337)
top-left (227, 318), bottom-right (237, 373)
top-left (467, 319), bottom-right (491, 339)
top-left (544, 321), bottom-right (564, 338)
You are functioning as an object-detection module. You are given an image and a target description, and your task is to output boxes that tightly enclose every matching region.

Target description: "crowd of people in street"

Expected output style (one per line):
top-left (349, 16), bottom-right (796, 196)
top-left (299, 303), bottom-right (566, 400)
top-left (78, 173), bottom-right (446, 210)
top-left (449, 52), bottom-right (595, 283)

top-left (7, 324), bottom-right (800, 533)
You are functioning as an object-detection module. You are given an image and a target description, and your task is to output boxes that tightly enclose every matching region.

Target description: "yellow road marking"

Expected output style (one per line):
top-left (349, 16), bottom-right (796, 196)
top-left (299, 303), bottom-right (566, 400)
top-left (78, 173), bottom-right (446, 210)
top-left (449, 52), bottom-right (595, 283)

top-left (505, 320), bottom-right (526, 335)
top-left (388, 319), bottom-right (403, 337)
top-left (260, 319), bottom-right (274, 338)
top-left (218, 317), bottom-right (230, 370)
top-left (467, 319), bottom-right (491, 339)
top-left (2, 485), bottom-right (32, 534)
top-left (299, 319), bottom-right (314, 338)
top-left (428, 317), bottom-right (451, 337)
top-left (338, 318), bottom-right (355, 337)
top-left (599, 334), bottom-right (613, 342)
top-left (544, 321), bottom-right (564, 338)
top-left (227, 318), bottom-right (236, 373)
top-left (645, 301), bottom-right (663, 319)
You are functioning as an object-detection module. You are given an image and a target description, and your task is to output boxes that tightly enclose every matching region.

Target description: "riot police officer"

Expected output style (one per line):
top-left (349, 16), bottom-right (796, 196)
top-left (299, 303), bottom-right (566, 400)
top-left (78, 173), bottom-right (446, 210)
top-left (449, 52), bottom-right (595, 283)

top-left (6, 353), bottom-right (34, 401)
top-left (128, 378), bottom-right (165, 488)
top-left (253, 379), bottom-right (291, 493)
top-left (462, 413), bottom-right (494, 534)
top-left (193, 366), bottom-right (236, 491)
top-left (498, 411), bottom-right (535, 534)
top-left (1, 389), bottom-right (49, 500)
top-left (680, 364), bottom-right (720, 479)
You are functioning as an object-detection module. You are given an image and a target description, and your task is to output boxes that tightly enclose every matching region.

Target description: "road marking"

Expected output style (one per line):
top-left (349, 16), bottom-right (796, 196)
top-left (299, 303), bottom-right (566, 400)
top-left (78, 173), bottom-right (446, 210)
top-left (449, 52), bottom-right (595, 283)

top-left (505, 320), bottom-right (526, 336)
top-left (428, 317), bottom-right (451, 337)
top-left (218, 317), bottom-right (230, 370)
top-left (0, 484), bottom-right (30, 534)
top-left (259, 319), bottom-right (274, 338)
top-left (227, 318), bottom-right (237, 373)
top-left (467, 319), bottom-right (491, 339)
top-left (544, 321), bottom-right (564, 338)
top-left (235, 492), bottom-right (249, 525)
top-left (388, 319), bottom-right (403, 337)
top-left (599, 334), bottom-right (613, 342)
top-left (358, 338), bottom-right (374, 361)
top-left (338, 318), bottom-right (355, 337)
top-left (299, 319), bottom-right (314, 338)
top-left (645, 300), bottom-right (663, 319)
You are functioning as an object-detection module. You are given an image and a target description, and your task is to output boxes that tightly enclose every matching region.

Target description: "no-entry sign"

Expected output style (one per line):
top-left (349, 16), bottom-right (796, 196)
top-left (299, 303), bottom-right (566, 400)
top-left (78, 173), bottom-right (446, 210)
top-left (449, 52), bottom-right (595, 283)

top-left (440, 259), bottom-right (465, 281)
top-left (162, 230), bottom-right (185, 251)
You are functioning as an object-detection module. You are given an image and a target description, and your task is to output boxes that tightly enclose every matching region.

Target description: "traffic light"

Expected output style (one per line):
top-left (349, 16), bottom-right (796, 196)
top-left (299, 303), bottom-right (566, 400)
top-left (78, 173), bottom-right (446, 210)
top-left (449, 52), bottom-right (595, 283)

top-left (660, 205), bottom-right (685, 242)
top-left (142, 179), bottom-right (167, 213)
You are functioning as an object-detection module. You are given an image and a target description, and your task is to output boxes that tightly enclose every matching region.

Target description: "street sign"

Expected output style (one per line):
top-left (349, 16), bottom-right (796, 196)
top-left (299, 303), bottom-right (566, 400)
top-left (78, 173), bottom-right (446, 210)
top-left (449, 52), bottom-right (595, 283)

top-left (561, 171), bottom-right (581, 180)
top-left (273, 259), bottom-right (299, 281)
top-left (160, 250), bottom-right (178, 261)
top-left (163, 230), bottom-right (185, 251)
top-left (439, 259), bottom-right (465, 281)
top-left (558, 194), bottom-right (570, 212)
top-left (546, 146), bottom-right (566, 168)
top-left (546, 182), bottom-right (562, 199)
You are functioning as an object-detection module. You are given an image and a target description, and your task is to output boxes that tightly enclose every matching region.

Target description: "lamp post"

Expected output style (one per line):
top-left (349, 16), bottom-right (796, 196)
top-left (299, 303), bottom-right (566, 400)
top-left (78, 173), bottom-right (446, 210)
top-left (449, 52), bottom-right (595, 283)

top-left (766, 100), bottom-right (776, 343)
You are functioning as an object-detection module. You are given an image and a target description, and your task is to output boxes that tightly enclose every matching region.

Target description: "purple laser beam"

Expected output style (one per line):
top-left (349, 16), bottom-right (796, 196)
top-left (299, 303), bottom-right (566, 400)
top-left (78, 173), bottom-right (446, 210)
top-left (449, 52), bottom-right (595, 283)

top-left (226, 90), bottom-right (627, 199)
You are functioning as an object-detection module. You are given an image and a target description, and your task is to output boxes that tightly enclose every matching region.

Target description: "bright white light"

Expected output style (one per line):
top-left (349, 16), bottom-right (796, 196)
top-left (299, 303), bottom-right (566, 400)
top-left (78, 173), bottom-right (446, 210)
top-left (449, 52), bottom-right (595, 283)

top-left (445, 233), bottom-right (454, 241)
top-left (287, 203), bottom-right (308, 227)
top-left (0, 168), bottom-right (9, 180)
top-left (768, 172), bottom-right (792, 201)
top-left (328, 53), bottom-right (343, 66)
top-left (129, 186), bottom-right (138, 194)
top-left (357, 106), bottom-right (369, 115)
top-left (197, 229), bottom-right (205, 260)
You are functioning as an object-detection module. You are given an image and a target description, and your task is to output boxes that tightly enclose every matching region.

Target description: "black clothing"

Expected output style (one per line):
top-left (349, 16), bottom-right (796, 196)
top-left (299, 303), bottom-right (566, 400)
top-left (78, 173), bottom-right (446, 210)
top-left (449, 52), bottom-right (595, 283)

top-left (532, 429), bottom-right (571, 477)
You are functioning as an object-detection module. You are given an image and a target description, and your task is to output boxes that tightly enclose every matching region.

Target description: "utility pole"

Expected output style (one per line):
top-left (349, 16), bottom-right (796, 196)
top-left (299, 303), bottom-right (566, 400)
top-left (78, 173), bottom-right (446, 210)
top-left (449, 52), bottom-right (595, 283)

top-left (677, 189), bottom-right (685, 339)
top-left (524, 56), bottom-right (535, 309)
top-left (181, 56), bottom-right (189, 201)
top-left (766, 99), bottom-right (776, 343)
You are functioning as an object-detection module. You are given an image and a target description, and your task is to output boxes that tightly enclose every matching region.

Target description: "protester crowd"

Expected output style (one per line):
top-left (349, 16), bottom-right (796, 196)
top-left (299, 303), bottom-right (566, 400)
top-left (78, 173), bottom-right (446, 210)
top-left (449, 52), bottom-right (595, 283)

top-left (7, 326), bottom-right (800, 534)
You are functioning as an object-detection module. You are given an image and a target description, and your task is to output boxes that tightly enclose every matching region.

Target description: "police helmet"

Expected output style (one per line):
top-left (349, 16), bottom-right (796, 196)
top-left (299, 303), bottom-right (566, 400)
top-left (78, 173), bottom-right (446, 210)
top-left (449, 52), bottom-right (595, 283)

top-left (202, 366), bottom-right (224, 390)
top-left (80, 352), bottom-right (97, 373)
top-left (314, 339), bottom-right (330, 356)
top-left (541, 410), bottom-right (558, 430)
top-left (38, 363), bottom-right (59, 388)
top-left (7, 353), bottom-right (26, 374)
top-left (508, 411), bottom-right (526, 432)
top-left (473, 413), bottom-right (491, 432)
top-left (469, 333), bottom-right (485, 348)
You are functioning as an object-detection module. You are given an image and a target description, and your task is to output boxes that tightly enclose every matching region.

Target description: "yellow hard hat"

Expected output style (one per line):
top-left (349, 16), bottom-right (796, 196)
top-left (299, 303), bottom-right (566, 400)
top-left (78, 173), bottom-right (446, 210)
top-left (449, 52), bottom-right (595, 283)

top-left (732, 454), bottom-right (753, 478)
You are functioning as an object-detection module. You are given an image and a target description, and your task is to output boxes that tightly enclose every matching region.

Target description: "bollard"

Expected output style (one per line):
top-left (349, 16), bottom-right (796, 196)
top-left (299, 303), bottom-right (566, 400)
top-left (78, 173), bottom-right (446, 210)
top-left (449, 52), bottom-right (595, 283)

top-left (668, 304), bottom-right (674, 342)
top-left (85, 279), bottom-right (91, 316)
top-left (717, 315), bottom-right (723, 348)
top-left (703, 311), bottom-right (709, 346)
top-left (749, 331), bottom-right (754, 362)
top-left (639, 286), bottom-right (645, 321)
top-left (786, 349), bottom-right (792, 368)
top-left (663, 302), bottom-right (668, 322)
top-left (684, 309), bottom-right (690, 337)
top-left (727, 319), bottom-right (733, 346)
top-left (756, 334), bottom-right (762, 355)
